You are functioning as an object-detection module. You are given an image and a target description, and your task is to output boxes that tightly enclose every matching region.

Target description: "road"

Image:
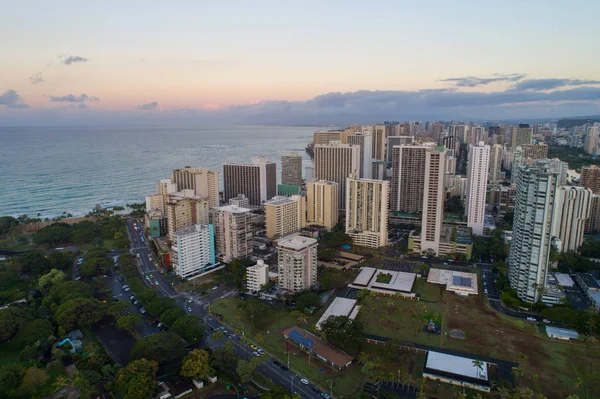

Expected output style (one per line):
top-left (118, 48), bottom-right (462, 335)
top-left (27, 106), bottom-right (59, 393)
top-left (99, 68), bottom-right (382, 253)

top-left (123, 218), bottom-right (325, 399)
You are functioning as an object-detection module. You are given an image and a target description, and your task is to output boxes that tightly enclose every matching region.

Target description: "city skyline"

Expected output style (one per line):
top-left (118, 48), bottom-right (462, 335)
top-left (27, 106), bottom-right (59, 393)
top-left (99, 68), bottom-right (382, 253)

top-left (2, 0), bottom-right (600, 124)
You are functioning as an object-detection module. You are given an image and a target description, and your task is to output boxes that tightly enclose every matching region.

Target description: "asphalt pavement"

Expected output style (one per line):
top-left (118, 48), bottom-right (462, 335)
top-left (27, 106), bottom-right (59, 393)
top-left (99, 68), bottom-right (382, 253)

top-left (123, 218), bottom-right (325, 399)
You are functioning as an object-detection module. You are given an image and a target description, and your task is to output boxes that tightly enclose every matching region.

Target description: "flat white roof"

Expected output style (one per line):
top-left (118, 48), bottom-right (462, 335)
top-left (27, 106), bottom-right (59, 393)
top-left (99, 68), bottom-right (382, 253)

top-left (546, 326), bottom-right (579, 339)
top-left (276, 234), bottom-right (318, 250)
top-left (428, 268), bottom-right (478, 294)
top-left (354, 267), bottom-right (377, 286)
top-left (371, 270), bottom-right (416, 293)
top-left (316, 297), bottom-right (358, 329)
top-left (216, 204), bottom-right (251, 214)
top-left (426, 351), bottom-right (488, 381)
top-left (554, 273), bottom-right (575, 287)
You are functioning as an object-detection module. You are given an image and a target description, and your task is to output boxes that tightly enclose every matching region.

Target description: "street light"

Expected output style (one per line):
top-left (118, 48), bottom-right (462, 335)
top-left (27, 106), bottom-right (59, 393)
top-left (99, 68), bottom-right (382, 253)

top-left (291, 375), bottom-right (297, 394)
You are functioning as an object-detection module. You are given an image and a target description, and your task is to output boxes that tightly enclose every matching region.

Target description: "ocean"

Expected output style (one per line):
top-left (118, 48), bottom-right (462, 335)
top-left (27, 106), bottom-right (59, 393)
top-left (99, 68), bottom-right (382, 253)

top-left (0, 125), bottom-right (318, 218)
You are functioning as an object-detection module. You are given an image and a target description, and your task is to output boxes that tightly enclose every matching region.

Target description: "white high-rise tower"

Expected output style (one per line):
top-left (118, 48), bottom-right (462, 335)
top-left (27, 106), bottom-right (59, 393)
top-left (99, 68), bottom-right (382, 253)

top-left (466, 142), bottom-right (490, 235)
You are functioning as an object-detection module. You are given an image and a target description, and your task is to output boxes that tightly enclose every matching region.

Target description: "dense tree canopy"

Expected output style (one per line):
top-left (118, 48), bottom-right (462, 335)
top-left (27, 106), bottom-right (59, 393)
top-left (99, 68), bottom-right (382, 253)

top-left (12, 319), bottom-right (55, 347)
top-left (47, 250), bottom-right (75, 271)
top-left (115, 358), bottom-right (158, 399)
top-left (180, 349), bottom-right (214, 381)
top-left (170, 315), bottom-right (204, 342)
top-left (18, 251), bottom-right (51, 276)
top-left (129, 332), bottom-right (186, 364)
top-left (320, 315), bottom-right (364, 352)
top-left (38, 269), bottom-right (66, 293)
top-left (0, 216), bottom-right (20, 235)
top-left (294, 291), bottom-right (321, 312)
top-left (160, 308), bottom-right (185, 327)
top-left (0, 266), bottom-right (20, 290)
top-left (145, 296), bottom-right (177, 317)
top-left (44, 280), bottom-right (93, 308)
top-left (34, 223), bottom-right (72, 247)
top-left (580, 239), bottom-right (600, 259)
top-left (55, 297), bottom-right (105, 331)
top-left (0, 306), bottom-right (29, 342)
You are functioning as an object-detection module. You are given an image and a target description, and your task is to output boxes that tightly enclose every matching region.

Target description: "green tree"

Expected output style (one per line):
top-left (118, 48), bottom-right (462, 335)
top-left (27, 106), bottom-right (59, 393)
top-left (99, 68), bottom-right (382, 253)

top-left (34, 223), bottom-right (72, 246)
top-left (55, 297), bottom-right (105, 331)
top-left (236, 358), bottom-right (259, 383)
top-left (47, 250), bottom-right (75, 270)
top-left (170, 315), bottom-right (204, 342)
top-left (39, 268), bottom-right (66, 293)
top-left (79, 255), bottom-right (111, 277)
top-left (212, 342), bottom-right (237, 371)
top-left (0, 266), bottom-right (20, 290)
top-left (181, 349), bottom-right (214, 381)
top-left (53, 375), bottom-right (70, 392)
top-left (115, 359), bottom-right (158, 399)
top-left (0, 216), bottom-right (19, 234)
top-left (117, 315), bottom-right (142, 338)
top-left (319, 315), bottom-right (364, 352)
top-left (21, 367), bottom-right (49, 390)
top-left (0, 363), bottom-right (26, 392)
top-left (130, 332), bottom-right (186, 364)
top-left (18, 250), bottom-right (51, 276)
top-left (294, 291), bottom-right (320, 312)
top-left (13, 319), bottom-right (55, 347)
top-left (0, 306), bottom-right (29, 342)
top-left (160, 308), bottom-right (185, 326)
top-left (145, 296), bottom-right (177, 317)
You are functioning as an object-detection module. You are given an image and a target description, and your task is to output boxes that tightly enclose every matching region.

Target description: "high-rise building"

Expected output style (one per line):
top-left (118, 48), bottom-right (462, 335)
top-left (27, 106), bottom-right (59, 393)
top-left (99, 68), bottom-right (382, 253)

top-left (348, 133), bottom-right (373, 179)
top-left (305, 166), bottom-right (314, 183)
top-left (421, 146), bottom-right (447, 255)
top-left (488, 144), bottom-right (502, 184)
top-left (345, 175), bottom-right (389, 248)
top-left (276, 235), bottom-right (318, 292)
top-left (551, 187), bottom-right (592, 253)
top-left (223, 156), bottom-right (277, 207)
top-left (281, 152), bottom-right (303, 186)
top-left (264, 195), bottom-right (306, 239)
top-left (171, 224), bottom-right (217, 279)
top-left (510, 124), bottom-right (533, 148)
top-left (386, 136), bottom-right (414, 163)
top-left (306, 180), bottom-right (339, 231)
top-left (449, 123), bottom-right (469, 143)
top-left (246, 259), bottom-right (269, 293)
top-left (229, 194), bottom-right (250, 208)
top-left (586, 195), bottom-right (600, 233)
top-left (172, 167), bottom-right (220, 208)
top-left (372, 125), bottom-right (386, 161)
top-left (508, 161), bottom-right (559, 303)
top-left (313, 130), bottom-right (349, 145)
top-left (313, 142), bottom-right (360, 210)
top-left (584, 126), bottom-right (598, 155)
top-left (581, 165), bottom-right (600, 194)
top-left (547, 159), bottom-right (569, 186)
top-left (145, 179), bottom-right (178, 213)
top-left (488, 125), bottom-right (504, 145)
top-left (428, 122), bottom-right (444, 142)
top-left (466, 142), bottom-right (490, 235)
top-left (470, 126), bottom-right (486, 144)
top-left (521, 143), bottom-right (549, 160)
top-left (165, 191), bottom-right (210, 239)
top-left (391, 143), bottom-right (435, 212)
top-left (214, 205), bottom-right (253, 261)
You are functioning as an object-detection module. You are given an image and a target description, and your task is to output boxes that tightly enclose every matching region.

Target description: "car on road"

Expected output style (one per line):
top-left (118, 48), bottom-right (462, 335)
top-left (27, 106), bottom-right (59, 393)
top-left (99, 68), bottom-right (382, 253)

top-left (321, 393), bottom-right (330, 399)
top-left (257, 348), bottom-right (264, 355)
top-left (155, 281), bottom-right (160, 285)
top-left (543, 319), bottom-right (551, 324)
top-left (526, 317), bottom-right (536, 322)
top-left (273, 360), bottom-right (282, 367)
top-left (300, 379), bottom-right (309, 385)
top-left (187, 307), bottom-right (192, 312)
top-left (187, 298), bottom-right (193, 303)
top-left (75, 277), bottom-right (81, 280)
top-left (129, 295), bottom-right (135, 300)
top-left (311, 387), bottom-right (320, 394)
top-left (212, 285), bottom-right (219, 290)
top-left (250, 344), bottom-right (258, 351)
top-left (151, 319), bottom-right (159, 326)
top-left (124, 287), bottom-right (130, 292)
top-left (140, 308), bottom-right (146, 314)
top-left (252, 351), bottom-right (260, 357)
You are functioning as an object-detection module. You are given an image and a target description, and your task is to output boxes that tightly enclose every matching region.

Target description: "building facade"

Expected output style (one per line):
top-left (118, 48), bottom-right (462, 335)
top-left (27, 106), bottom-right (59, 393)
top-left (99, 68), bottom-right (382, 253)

top-left (281, 152), bottom-right (303, 186)
top-left (521, 143), bottom-right (549, 160)
top-left (391, 144), bottom-right (431, 212)
top-left (551, 186), bottom-right (592, 253)
top-left (171, 167), bottom-right (220, 208)
top-left (581, 165), bottom-right (600, 194)
top-left (386, 136), bottom-right (414, 163)
top-left (313, 141), bottom-right (360, 210)
top-left (172, 224), bottom-right (217, 279)
top-left (214, 205), bottom-right (253, 261)
top-left (223, 156), bottom-right (277, 207)
top-left (510, 124), bottom-right (533, 148)
top-left (265, 195), bottom-right (307, 239)
top-left (466, 142), bottom-right (490, 235)
top-left (246, 259), bottom-right (269, 292)
top-left (345, 176), bottom-right (389, 248)
top-left (488, 144), bottom-right (502, 184)
top-left (347, 133), bottom-right (373, 179)
top-left (421, 146), bottom-right (447, 255)
top-left (165, 191), bottom-right (210, 239)
top-left (306, 180), bottom-right (339, 231)
top-left (584, 126), bottom-right (598, 155)
top-left (508, 161), bottom-right (559, 303)
top-left (276, 235), bottom-right (318, 292)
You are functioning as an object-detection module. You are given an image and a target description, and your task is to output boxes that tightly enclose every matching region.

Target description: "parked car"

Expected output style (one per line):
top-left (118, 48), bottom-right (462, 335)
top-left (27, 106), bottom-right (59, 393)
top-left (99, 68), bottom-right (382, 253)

top-left (187, 307), bottom-right (192, 312)
top-left (129, 295), bottom-right (135, 300)
top-left (300, 379), bottom-right (309, 385)
top-left (252, 351), bottom-right (260, 357)
top-left (151, 319), bottom-right (159, 326)
top-left (321, 393), bottom-right (330, 399)
top-left (543, 319), bottom-right (551, 324)
top-left (250, 344), bottom-right (258, 351)
top-left (526, 317), bottom-right (536, 322)
top-left (257, 349), bottom-right (264, 355)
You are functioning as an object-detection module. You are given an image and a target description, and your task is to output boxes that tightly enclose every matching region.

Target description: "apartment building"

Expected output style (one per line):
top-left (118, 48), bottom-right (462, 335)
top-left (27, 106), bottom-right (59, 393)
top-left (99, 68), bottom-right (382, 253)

top-left (281, 152), bottom-right (303, 186)
top-left (306, 180), bottom-right (339, 231)
top-left (581, 165), bottom-right (600, 194)
top-left (421, 146), bottom-right (447, 255)
top-left (214, 205), bottom-right (253, 261)
top-left (345, 175), bottom-right (389, 248)
top-left (313, 141), bottom-right (360, 210)
top-left (165, 191), bottom-right (210, 239)
top-left (276, 234), bottom-right (318, 292)
top-left (521, 143), bottom-right (549, 160)
top-left (264, 195), bottom-right (307, 239)
top-left (347, 132), bottom-right (373, 179)
top-left (172, 167), bottom-right (220, 208)
top-left (510, 124), bottom-right (533, 148)
top-left (466, 142), bottom-right (490, 236)
top-left (171, 224), bottom-right (217, 279)
top-left (246, 259), bottom-right (269, 293)
top-left (223, 156), bottom-right (277, 207)
top-left (488, 144), bottom-right (502, 184)
top-left (551, 186), bottom-right (592, 253)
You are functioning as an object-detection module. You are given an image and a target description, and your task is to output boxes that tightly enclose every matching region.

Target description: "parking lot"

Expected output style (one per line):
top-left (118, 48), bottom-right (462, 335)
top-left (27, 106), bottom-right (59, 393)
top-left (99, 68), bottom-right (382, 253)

top-left (382, 259), bottom-right (423, 274)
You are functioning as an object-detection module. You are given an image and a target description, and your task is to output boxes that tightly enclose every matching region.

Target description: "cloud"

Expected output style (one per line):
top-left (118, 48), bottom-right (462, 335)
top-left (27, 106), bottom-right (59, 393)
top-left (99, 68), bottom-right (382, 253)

top-left (441, 73), bottom-right (526, 87)
top-left (511, 78), bottom-right (600, 91)
top-left (137, 101), bottom-right (158, 110)
top-left (59, 54), bottom-right (89, 65)
top-left (48, 94), bottom-right (99, 103)
top-left (29, 73), bottom-right (44, 84)
top-left (0, 89), bottom-right (30, 108)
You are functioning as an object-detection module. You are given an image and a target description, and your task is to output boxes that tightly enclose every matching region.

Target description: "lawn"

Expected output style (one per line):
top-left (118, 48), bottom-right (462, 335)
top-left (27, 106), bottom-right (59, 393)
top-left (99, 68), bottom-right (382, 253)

top-left (176, 273), bottom-right (217, 295)
top-left (412, 278), bottom-right (443, 302)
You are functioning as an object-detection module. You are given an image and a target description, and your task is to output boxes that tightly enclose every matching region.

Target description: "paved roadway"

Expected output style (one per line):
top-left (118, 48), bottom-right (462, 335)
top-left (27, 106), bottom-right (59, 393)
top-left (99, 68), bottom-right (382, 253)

top-left (123, 218), bottom-right (325, 399)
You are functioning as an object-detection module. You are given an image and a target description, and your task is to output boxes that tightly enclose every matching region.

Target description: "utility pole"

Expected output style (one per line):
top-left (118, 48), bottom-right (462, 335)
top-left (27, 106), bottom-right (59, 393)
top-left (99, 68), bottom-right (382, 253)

top-left (291, 375), bottom-right (297, 394)
top-left (287, 341), bottom-right (290, 369)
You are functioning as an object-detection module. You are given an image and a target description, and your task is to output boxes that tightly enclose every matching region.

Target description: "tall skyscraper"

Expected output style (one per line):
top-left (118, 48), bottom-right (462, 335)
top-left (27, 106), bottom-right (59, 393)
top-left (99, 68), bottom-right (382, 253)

top-left (313, 141), bottom-right (360, 210)
top-left (449, 123), bottom-right (469, 143)
top-left (223, 156), bottom-right (277, 207)
top-left (281, 152), bottom-right (303, 186)
top-left (420, 146), bottom-right (447, 255)
top-left (145, 178), bottom-right (178, 213)
top-left (369, 125), bottom-right (387, 161)
top-left (172, 224), bottom-right (216, 279)
top-left (551, 186), bottom-right (592, 253)
top-left (165, 191), bottom-right (210, 239)
top-left (305, 166), bottom-right (314, 183)
top-left (508, 161), bottom-right (559, 303)
top-left (264, 195), bottom-right (306, 239)
top-left (276, 235), bottom-right (318, 292)
top-left (313, 130), bottom-right (349, 145)
top-left (466, 142), bottom-right (490, 235)
top-left (306, 180), bottom-right (339, 231)
top-left (391, 143), bottom-right (435, 212)
top-left (345, 175), bottom-right (389, 248)
top-left (581, 165), bottom-right (600, 194)
top-left (428, 122), bottom-right (444, 142)
top-left (214, 204), bottom-right (253, 261)
top-left (510, 124), bottom-right (533, 148)
top-left (348, 132), bottom-right (373, 179)
top-left (488, 144), bottom-right (503, 184)
top-left (488, 125), bottom-right (504, 145)
top-left (470, 126), bottom-right (486, 144)
top-left (172, 167), bottom-right (220, 208)
top-left (386, 136), bottom-right (414, 163)
top-left (584, 126), bottom-right (599, 155)
top-left (521, 143), bottom-right (549, 160)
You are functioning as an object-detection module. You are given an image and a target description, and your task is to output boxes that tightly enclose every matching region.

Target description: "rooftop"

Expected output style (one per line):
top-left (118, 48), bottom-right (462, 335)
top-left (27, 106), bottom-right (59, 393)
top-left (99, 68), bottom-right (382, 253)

top-left (265, 195), bottom-right (301, 206)
top-left (425, 351), bottom-right (488, 381)
top-left (282, 326), bottom-right (353, 368)
top-left (316, 297), bottom-right (360, 330)
top-left (276, 234), bottom-right (318, 251)
top-left (174, 224), bottom-right (211, 237)
top-left (546, 326), bottom-right (579, 340)
top-left (554, 273), bottom-right (575, 287)
top-left (350, 267), bottom-right (416, 294)
top-left (215, 204), bottom-right (252, 214)
top-left (577, 272), bottom-right (600, 289)
top-left (428, 268), bottom-right (478, 294)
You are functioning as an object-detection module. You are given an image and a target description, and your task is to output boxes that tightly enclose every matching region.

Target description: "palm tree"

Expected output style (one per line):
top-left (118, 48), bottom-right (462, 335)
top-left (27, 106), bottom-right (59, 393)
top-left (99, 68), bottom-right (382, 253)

top-left (472, 358), bottom-right (484, 372)
top-left (212, 330), bottom-right (223, 341)
top-left (512, 366), bottom-right (524, 379)
top-left (295, 312), bottom-right (308, 326)
top-left (53, 376), bottom-right (69, 392)
top-left (358, 351), bottom-right (370, 365)
top-left (495, 384), bottom-right (512, 399)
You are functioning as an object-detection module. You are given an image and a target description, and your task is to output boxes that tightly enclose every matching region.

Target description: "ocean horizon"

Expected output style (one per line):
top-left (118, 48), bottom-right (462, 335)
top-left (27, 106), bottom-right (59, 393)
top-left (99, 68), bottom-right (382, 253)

top-left (0, 125), bottom-right (318, 218)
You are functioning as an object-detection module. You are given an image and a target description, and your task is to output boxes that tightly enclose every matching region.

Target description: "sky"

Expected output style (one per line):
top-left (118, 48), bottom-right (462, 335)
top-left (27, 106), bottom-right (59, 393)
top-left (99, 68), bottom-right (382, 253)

top-left (2, 0), bottom-right (600, 125)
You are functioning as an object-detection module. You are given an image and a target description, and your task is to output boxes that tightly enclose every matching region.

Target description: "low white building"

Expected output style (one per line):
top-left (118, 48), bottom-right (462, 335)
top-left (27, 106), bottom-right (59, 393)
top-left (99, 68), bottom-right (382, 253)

top-left (423, 351), bottom-right (490, 392)
top-left (172, 224), bottom-right (218, 279)
top-left (427, 268), bottom-right (478, 296)
top-left (316, 297), bottom-right (360, 330)
top-left (246, 259), bottom-right (269, 293)
top-left (348, 267), bottom-right (416, 297)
